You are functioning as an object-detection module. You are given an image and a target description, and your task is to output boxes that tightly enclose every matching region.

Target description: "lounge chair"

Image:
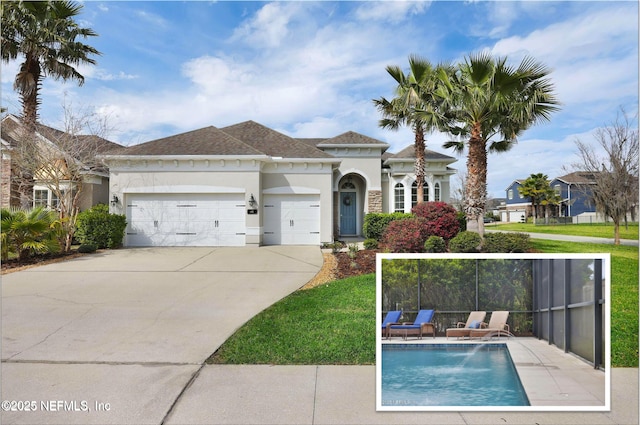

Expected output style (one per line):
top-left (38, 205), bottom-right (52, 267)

top-left (445, 311), bottom-right (486, 339)
top-left (381, 310), bottom-right (402, 338)
top-left (387, 309), bottom-right (435, 340)
top-left (470, 311), bottom-right (511, 339)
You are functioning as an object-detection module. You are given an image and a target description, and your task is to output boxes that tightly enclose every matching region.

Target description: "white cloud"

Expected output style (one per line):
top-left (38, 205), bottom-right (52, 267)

top-left (230, 2), bottom-right (301, 48)
top-left (354, 0), bottom-right (432, 24)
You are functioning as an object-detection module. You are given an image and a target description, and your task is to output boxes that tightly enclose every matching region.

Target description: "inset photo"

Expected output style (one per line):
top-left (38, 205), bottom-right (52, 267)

top-left (376, 253), bottom-right (610, 412)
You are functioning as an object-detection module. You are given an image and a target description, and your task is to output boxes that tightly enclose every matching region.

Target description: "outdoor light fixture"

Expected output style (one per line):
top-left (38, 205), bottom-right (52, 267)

top-left (249, 194), bottom-right (257, 207)
top-left (111, 195), bottom-right (119, 206)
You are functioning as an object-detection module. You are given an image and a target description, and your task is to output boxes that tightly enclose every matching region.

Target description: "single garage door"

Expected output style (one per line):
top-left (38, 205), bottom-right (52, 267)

top-left (263, 194), bottom-right (320, 245)
top-left (126, 193), bottom-right (246, 247)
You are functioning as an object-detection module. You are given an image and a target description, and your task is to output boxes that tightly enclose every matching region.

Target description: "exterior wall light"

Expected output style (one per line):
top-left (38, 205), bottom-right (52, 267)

top-left (249, 194), bottom-right (257, 207)
top-left (111, 195), bottom-right (119, 206)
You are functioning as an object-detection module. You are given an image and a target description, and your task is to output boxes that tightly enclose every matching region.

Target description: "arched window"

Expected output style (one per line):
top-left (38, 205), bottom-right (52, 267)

top-left (394, 183), bottom-right (404, 212)
top-left (411, 181), bottom-right (429, 206)
top-left (434, 182), bottom-right (441, 201)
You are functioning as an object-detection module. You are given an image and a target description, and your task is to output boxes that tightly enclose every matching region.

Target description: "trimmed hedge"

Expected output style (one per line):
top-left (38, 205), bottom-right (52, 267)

top-left (483, 232), bottom-right (531, 253)
top-left (75, 204), bottom-right (127, 249)
top-left (363, 212), bottom-right (412, 240)
top-left (424, 235), bottom-right (446, 253)
top-left (449, 231), bottom-right (482, 253)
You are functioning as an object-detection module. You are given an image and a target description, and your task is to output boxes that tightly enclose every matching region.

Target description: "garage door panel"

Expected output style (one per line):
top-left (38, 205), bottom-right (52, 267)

top-left (126, 193), bottom-right (246, 247)
top-left (263, 195), bottom-right (320, 246)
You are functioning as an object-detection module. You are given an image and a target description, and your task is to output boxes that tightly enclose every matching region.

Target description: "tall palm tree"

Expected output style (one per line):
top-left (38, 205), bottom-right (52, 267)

top-left (374, 55), bottom-right (450, 204)
top-left (441, 53), bottom-right (560, 234)
top-left (1, 0), bottom-right (100, 132)
top-left (518, 173), bottom-right (553, 224)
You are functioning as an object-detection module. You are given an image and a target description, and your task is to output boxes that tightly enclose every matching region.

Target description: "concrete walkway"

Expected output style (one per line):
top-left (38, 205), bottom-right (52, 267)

top-left (485, 229), bottom-right (639, 246)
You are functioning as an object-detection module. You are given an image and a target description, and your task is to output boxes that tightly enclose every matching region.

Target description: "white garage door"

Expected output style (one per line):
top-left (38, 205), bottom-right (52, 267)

top-left (263, 194), bottom-right (320, 245)
top-left (126, 193), bottom-right (246, 247)
top-left (508, 210), bottom-right (526, 223)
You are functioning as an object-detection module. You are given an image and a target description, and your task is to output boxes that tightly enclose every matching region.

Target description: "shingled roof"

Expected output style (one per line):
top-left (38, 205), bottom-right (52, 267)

top-left (555, 171), bottom-right (598, 184)
top-left (385, 145), bottom-right (456, 162)
top-left (221, 121), bottom-right (333, 159)
top-left (318, 131), bottom-right (389, 148)
top-left (116, 126), bottom-right (265, 156)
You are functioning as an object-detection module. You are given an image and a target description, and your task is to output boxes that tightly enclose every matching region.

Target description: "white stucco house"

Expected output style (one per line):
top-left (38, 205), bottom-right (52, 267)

top-left (101, 121), bottom-right (456, 247)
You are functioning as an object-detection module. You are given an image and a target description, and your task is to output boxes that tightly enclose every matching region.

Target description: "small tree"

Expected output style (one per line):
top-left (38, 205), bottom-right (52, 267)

top-left (518, 173), bottom-right (560, 224)
top-left (570, 108), bottom-right (639, 244)
top-left (1, 206), bottom-right (60, 262)
top-left (9, 102), bottom-right (117, 252)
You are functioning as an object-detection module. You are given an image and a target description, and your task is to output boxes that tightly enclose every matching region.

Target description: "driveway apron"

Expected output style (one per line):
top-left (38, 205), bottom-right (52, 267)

top-left (1, 246), bottom-right (322, 424)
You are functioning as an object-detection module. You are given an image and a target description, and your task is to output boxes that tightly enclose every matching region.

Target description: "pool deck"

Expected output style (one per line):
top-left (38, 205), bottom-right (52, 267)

top-left (382, 337), bottom-right (607, 409)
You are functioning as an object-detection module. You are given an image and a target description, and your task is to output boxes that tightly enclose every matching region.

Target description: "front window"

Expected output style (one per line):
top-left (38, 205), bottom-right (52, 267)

top-left (508, 189), bottom-right (514, 200)
top-left (434, 182), bottom-right (441, 201)
top-left (34, 189), bottom-right (48, 208)
top-left (411, 181), bottom-right (429, 206)
top-left (554, 184), bottom-right (561, 196)
top-left (394, 183), bottom-right (404, 212)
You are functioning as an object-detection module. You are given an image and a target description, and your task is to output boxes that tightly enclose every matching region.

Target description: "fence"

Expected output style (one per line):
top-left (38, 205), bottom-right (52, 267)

top-left (381, 256), bottom-right (607, 368)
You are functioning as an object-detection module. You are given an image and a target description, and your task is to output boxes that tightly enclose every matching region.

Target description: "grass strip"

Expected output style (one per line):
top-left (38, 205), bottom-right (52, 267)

top-left (492, 222), bottom-right (638, 240)
top-left (207, 274), bottom-right (376, 365)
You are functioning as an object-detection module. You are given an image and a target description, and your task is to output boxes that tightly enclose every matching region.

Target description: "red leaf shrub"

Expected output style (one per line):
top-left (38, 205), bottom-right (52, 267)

top-left (381, 217), bottom-right (430, 253)
top-left (411, 202), bottom-right (460, 240)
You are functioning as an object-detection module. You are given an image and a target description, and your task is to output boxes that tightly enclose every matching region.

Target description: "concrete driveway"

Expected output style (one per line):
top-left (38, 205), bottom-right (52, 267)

top-left (1, 246), bottom-right (322, 424)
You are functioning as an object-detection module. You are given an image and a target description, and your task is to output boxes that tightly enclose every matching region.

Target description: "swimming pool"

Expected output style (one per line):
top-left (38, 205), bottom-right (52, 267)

top-left (381, 344), bottom-right (530, 407)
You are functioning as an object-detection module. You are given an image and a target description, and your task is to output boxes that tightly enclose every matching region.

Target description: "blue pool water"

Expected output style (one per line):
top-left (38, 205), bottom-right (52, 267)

top-left (381, 344), bottom-right (530, 407)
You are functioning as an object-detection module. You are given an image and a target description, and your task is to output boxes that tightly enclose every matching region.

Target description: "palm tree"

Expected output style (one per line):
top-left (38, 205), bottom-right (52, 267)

top-left (518, 173), bottom-right (554, 224)
top-left (374, 55), bottom-right (451, 205)
top-left (441, 53), bottom-right (560, 234)
top-left (1, 1), bottom-right (100, 132)
top-left (1, 206), bottom-right (60, 262)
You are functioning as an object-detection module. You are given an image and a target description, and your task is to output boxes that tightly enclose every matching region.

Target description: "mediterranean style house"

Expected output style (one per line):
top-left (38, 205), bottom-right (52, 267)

top-left (101, 121), bottom-right (457, 247)
top-left (1, 114), bottom-right (121, 210)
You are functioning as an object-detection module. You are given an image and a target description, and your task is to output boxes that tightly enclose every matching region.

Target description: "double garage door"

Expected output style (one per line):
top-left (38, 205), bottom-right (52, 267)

top-left (263, 194), bottom-right (321, 245)
top-left (126, 193), bottom-right (246, 247)
top-left (125, 193), bottom-right (321, 246)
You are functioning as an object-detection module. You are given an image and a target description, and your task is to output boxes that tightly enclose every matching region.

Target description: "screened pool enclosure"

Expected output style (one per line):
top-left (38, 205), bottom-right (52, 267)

top-left (380, 255), bottom-right (608, 369)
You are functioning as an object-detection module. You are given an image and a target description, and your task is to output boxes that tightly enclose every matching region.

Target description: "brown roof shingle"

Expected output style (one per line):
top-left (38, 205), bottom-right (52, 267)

top-left (221, 121), bottom-right (333, 159)
top-left (117, 126), bottom-right (265, 156)
top-left (386, 145), bottom-right (456, 161)
top-left (318, 131), bottom-right (389, 147)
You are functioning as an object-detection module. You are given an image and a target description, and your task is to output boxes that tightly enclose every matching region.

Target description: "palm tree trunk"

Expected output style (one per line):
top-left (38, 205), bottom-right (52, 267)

top-left (465, 124), bottom-right (487, 235)
top-left (20, 56), bottom-right (41, 133)
top-left (414, 126), bottom-right (425, 204)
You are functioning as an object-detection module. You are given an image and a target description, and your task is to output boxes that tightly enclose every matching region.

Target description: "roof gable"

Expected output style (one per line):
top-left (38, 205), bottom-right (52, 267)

top-left (385, 145), bottom-right (456, 162)
top-left (318, 131), bottom-right (389, 149)
top-left (221, 121), bottom-right (333, 159)
top-left (118, 126), bottom-right (265, 156)
top-left (554, 171), bottom-right (598, 185)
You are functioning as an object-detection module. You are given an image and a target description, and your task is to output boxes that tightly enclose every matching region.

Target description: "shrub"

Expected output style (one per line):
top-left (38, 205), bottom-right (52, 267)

top-left (424, 236), bottom-right (446, 253)
top-left (1, 207), bottom-right (60, 261)
top-left (483, 232), bottom-right (531, 253)
top-left (78, 244), bottom-right (97, 253)
top-left (363, 238), bottom-right (378, 250)
top-left (411, 202), bottom-right (460, 240)
top-left (449, 231), bottom-right (483, 253)
top-left (381, 217), bottom-right (430, 253)
top-left (363, 212), bottom-right (412, 240)
top-left (456, 211), bottom-right (467, 232)
top-left (75, 204), bottom-right (127, 249)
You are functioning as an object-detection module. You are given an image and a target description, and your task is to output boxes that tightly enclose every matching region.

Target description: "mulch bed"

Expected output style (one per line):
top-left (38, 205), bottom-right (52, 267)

top-left (333, 250), bottom-right (378, 279)
top-left (1, 251), bottom-right (83, 274)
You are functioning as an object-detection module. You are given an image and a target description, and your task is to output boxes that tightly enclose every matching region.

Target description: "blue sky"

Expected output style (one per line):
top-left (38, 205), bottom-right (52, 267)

top-left (1, 1), bottom-right (638, 198)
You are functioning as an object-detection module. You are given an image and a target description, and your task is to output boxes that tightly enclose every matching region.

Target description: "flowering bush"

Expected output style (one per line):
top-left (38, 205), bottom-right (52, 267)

top-left (411, 202), bottom-right (460, 240)
top-left (381, 217), bottom-right (430, 253)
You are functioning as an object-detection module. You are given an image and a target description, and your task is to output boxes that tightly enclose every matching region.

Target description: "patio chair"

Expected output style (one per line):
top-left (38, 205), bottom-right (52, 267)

top-left (470, 311), bottom-right (511, 339)
top-left (445, 311), bottom-right (486, 339)
top-left (387, 309), bottom-right (435, 340)
top-left (381, 310), bottom-right (402, 338)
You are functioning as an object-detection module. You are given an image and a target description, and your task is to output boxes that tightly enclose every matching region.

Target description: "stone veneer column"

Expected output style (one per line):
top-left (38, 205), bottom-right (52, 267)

top-left (367, 190), bottom-right (382, 213)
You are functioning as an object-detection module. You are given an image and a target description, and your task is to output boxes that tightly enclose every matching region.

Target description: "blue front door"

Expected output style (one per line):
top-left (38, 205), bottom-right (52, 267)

top-left (340, 192), bottom-right (356, 235)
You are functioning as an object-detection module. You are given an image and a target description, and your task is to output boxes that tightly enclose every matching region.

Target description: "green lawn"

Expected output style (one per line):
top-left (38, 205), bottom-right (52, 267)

top-left (492, 222), bottom-right (638, 240)
top-left (208, 274), bottom-right (376, 365)
top-left (209, 241), bottom-right (638, 368)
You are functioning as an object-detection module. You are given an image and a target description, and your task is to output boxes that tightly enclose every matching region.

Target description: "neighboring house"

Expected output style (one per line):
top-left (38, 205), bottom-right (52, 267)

top-left (101, 121), bottom-right (457, 247)
top-left (502, 179), bottom-right (531, 222)
top-left (550, 172), bottom-right (597, 218)
top-left (0, 114), bottom-right (121, 210)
